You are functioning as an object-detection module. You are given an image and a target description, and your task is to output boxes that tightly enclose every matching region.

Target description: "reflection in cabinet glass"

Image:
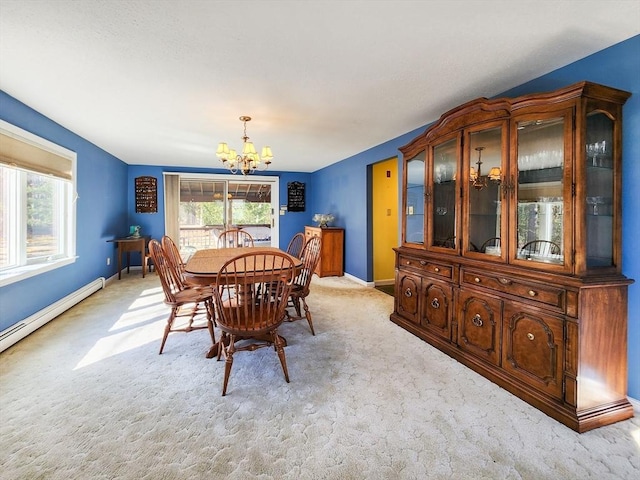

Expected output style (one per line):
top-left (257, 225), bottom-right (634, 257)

top-left (467, 126), bottom-right (504, 255)
top-left (515, 116), bottom-right (565, 265)
top-left (404, 150), bottom-right (425, 245)
top-left (392, 82), bottom-right (633, 432)
top-left (432, 138), bottom-right (457, 249)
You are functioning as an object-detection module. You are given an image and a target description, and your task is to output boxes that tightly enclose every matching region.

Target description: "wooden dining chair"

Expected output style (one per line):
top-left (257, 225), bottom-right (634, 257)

top-left (217, 229), bottom-right (254, 248)
top-left (284, 235), bottom-right (322, 335)
top-left (285, 232), bottom-right (306, 258)
top-left (148, 239), bottom-right (216, 354)
top-left (519, 239), bottom-right (561, 259)
top-left (161, 235), bottom-right (188, 280)
top-left (161, 235), bottom-right (197, 279)
top-left (480, 237), bottom-right (501, 253)
top-left (212, 251), bottom-right (296, 396)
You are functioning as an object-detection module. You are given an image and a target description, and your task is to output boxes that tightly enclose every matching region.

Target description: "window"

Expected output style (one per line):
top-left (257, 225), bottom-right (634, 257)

top-left (163, 173), bottom-right (279, 250)
top-left (0, 120), bottom-right (76, 286)
top-left (178, 177), bottom-right (275, 248)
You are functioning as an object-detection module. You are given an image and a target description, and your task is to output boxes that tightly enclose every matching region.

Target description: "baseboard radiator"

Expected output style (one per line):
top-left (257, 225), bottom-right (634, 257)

top-left (0, 277), bottom-right (105, 353)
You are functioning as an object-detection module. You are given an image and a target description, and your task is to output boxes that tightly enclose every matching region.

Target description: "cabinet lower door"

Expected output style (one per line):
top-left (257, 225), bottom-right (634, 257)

top-left (396, 272), bottom-right (421, 325)
top-left (421, 279), bottom-right (453, 340)
top-left (457, 289), bottom-right (502, 366)
top-left (502, 305), bottom-right (564, 400)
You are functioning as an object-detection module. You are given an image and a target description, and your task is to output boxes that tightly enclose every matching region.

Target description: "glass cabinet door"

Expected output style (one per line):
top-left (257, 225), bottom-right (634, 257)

top-left (466, 125), bottom-right (505, 257)
top-left (404, 150), bottom-right (425, 245)
top-left (431, 137), bottom-right (458, 250)
top-left (514, 115), bottom-right (568, 267)
top-left (585, 111), bottom-right (614, 268)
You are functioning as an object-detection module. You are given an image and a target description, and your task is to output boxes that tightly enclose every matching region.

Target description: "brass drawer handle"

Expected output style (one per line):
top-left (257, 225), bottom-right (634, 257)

top-left (474, 277), bottom-right (481, 283)
top-left (405, 261), bottom-right (411, 265)
top-left (528, 290), bottom-right (537, 297)
top-left (420, 260), bottom-right (427, 266)
top-left (434, 267), bottom-right (440, 272)
top-left (431, 298), bottom-right (440, 309)
top-left (527, 333), bottom-right (535, 341)
top-left (404, 288), bottom-right (413, 298)
top-left (472, 314), bottom-right (483, 327)
top-left (499, 278), bottom-right (512, 285)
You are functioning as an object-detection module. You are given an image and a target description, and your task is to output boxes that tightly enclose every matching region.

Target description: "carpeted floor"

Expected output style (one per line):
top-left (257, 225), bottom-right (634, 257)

top-left (1, 273), bottom-right (638, 479)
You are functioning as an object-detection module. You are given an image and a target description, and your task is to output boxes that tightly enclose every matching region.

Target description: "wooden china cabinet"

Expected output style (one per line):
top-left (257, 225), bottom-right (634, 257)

top-left (391, 82), bottom-right (633, 432)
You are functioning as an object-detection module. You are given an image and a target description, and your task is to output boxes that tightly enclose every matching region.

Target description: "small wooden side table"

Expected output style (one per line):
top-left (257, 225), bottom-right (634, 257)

top-left (108, 236), bottom-right (151, 280)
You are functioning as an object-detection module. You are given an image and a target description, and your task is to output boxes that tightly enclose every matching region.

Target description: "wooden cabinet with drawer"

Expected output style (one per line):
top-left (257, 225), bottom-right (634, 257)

top-left (390, 82), bottom-right (634, 432)
top-left (304, 226), bottom-right (344, 277)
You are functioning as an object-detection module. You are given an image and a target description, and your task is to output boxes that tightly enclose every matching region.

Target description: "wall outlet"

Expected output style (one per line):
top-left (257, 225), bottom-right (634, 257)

top-left (106, 257), bottom-right (111, 266)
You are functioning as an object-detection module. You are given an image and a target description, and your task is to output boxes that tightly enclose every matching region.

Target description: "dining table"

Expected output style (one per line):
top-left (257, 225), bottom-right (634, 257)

top-left (184, 246), bottom-right (303, 358)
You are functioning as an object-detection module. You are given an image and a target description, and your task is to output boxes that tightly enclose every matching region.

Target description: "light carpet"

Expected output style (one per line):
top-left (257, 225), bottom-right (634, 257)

top-left (1, 273), bottom-right (638, 480)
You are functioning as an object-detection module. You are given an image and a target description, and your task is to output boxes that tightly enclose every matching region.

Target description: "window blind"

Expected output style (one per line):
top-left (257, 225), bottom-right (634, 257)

top-left (0, 131), bottom-right (73, 181)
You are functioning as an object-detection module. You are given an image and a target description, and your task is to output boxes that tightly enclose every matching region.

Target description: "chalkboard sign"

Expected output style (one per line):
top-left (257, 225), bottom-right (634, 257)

top-left (135, 176), bottom-right (158, 213)
top-left (287, 181), bottom-right (306, 212)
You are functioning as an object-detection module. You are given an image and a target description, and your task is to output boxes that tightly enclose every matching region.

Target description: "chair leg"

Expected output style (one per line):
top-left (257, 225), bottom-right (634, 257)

top-left (293, 296), bottom-right (302, 318)
top-left (217, 332), bottom-right (229, 361)
top-left (273, 331), bottom-right (290, 383)
top-left (221, 335), bottom-right (235, 396)
top-left (159, 309), bottom-right (177, 354)
top-left (301, 298), bottom-right (315, 336)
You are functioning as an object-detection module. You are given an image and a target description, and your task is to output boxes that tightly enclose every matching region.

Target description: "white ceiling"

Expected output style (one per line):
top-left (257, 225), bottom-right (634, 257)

top-left (1, 1), bottom-right (639, 173)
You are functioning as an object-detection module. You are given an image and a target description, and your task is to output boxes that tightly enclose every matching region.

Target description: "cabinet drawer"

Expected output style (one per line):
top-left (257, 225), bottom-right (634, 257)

top-left (305, 228), bottom-right (320, 238)
top-left (398, 255), bottom-right (453, 279)
top-left (461, 269), bottom-right (565, 311)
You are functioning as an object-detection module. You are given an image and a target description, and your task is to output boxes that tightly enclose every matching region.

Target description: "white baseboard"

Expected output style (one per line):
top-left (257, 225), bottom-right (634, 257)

top-left (344, 272), bottom-right (374, 287)
top-left (343, 273), bottom-right (395, 288)
top-left (0, 277), bottom-right (105, 353)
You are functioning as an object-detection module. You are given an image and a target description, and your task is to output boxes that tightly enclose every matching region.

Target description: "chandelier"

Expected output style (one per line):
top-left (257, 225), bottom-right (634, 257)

top-left (470, 146), bottom-right (501, 190)
top-left (216, 116), bottom-right (273, 175)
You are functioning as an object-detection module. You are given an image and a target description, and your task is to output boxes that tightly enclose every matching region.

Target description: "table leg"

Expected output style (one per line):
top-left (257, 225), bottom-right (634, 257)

top-left (117, 248), bottom-right (122, 280)
top-left (206, 344), bottom-right (219, 359)
top-left (141, 243), bottom-right (146, 278)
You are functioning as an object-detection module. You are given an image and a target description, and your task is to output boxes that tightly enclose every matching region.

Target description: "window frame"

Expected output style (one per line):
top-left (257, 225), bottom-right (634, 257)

top-left (0, 120), bottom-right (77, 287)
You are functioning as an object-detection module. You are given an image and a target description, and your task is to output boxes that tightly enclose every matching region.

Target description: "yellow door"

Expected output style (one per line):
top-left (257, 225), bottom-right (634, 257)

top-left (373, 158), bottom-right (399, 284)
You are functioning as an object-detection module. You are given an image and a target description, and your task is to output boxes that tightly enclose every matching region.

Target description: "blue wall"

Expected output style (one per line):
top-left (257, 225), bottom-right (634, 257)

top-left (0, 91), bottom-right (129, 330)
top-left (1, 35), bottom-right (638, 398)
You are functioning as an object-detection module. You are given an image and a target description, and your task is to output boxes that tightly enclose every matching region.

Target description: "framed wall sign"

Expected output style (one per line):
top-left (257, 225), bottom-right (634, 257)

top-left (135, 176), bottom-right (158, 213)
top-left (287, 181), bottom-right (305, 212)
